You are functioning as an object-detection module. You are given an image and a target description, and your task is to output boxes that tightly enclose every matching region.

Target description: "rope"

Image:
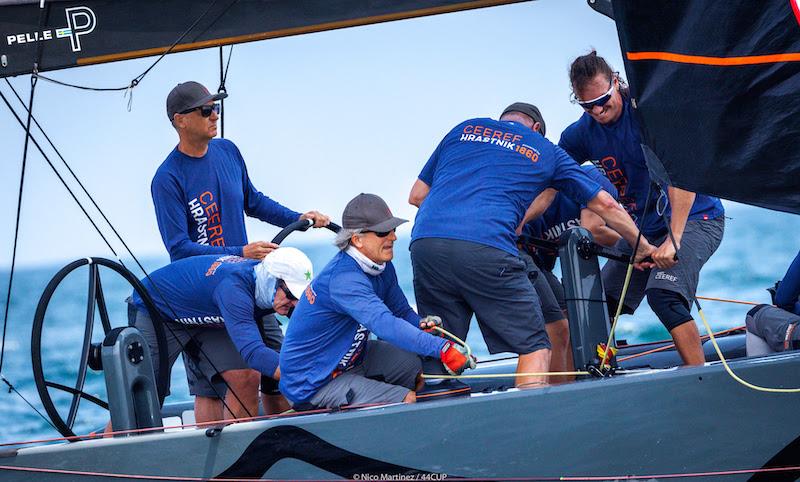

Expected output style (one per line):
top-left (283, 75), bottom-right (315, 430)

top-left (696, 295), bottom-right (759, 306)
top-left (1, 375), bottom-right (58, 432)
top-left (617, 325), bottom-right (745, 363)
top-left (695, 300), bottom-right (800, 393)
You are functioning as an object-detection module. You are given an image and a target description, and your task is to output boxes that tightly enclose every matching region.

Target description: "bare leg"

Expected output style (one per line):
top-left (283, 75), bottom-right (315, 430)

top-left (261, 393), bottom-right (291, 414)
top-left (220, 369), bottom-right (261, 421)
top-left (403, 391), bottom-right (417, 403)
top-left (545, 319), bottom-right (574, 384)
top-left (515, 348), bottom-right (551, 389)
top-left (670, 321), bottom-right (705, 366)
top-left (194, 396), bottom-right (222, 423)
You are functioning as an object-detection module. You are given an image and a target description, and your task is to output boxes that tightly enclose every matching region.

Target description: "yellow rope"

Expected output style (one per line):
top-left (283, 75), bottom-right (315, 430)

top-left (696, 295), bottom-right (759, 306)
top-left (698, 307), bottom-right (800, 393)
top-left (600, 261), bottom-right (634, 367)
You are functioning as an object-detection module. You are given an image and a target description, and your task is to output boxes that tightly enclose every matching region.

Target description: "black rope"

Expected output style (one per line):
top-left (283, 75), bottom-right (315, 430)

top-left (217, 43), bottom-right (234, 138)
top-left (0, 87), bottom-right (251, 419)
top-left (1, 375), bottom-right (59, 432)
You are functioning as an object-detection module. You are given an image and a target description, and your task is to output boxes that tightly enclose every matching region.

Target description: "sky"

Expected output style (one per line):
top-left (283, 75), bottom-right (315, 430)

top-left (0, 0), bottom-right (633, 268)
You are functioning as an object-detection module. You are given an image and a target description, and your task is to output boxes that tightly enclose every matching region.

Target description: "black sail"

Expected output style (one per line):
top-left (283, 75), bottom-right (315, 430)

top-left (611, 0), bottom-right (800, 214)
top-left (0, 0), bottom-right (527, 78)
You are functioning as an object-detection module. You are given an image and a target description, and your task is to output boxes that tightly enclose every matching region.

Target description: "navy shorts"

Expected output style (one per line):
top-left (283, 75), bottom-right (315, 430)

top-left (411, 238), bottom-right (550, 355)
top-left (602, 217), bottom-right (724, 312)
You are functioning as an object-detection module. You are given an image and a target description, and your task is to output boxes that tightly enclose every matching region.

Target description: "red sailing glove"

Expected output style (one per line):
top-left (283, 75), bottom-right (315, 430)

top-left (440, 342), bottom-right (476, 376)
top-left (419, 315), bottom-right (443, 333)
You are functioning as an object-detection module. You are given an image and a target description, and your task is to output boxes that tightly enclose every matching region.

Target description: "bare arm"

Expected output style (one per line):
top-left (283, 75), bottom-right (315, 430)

top-left (409, 179), bottom-right (431, 207)
top-left (651, 186), bottom-right (695, 269)
top-left (580, 208), bottom-right (622, 247)
top-left (586, 190), bottom-right (655, 266)
top-left (515, 188), bottom-right (557, 235)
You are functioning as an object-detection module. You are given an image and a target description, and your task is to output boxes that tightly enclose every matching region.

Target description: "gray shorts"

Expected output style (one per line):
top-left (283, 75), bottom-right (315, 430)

top-left (128, 305), bottom-right (282, 398)
top-left (602, 216), bottom-right (724, 312)
top-left (307, 340), bottom-right (421, 409)
top-left (520, 250), bottom-right (566, 323)
top-left (745, 304), bottom-right (800, 353)
top-left (411, 238), bottom-right (549, 355)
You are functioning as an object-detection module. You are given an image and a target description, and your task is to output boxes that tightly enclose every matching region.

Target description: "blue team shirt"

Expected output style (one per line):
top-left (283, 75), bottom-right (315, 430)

top-left (523, 165), bottom-right (618, 270)
top-left (411, 118), bottom-right (602, 256)
top-left (559, 96), bottom-right (724, 237)
top-left (130, 254), bottom-right (280, 377)
top-left (152, 138), bottom-right (301, 261)
top-left (776, 250), bottom-right (800, 315)
top-left (279, 251), bottom-right (447, 405)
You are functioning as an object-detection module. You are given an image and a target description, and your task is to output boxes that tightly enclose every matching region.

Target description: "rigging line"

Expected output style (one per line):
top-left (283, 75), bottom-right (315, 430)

top-left (0, 89), bottom-right (247, 419)
top-left (696, 295), bottom-right (759, 306)
top-left (617, 325), bottom-right (745, 363)
top-left (1, 375), bottom-right (58, 432)
top-left (695, 300), bottom-right (800, 393)
top-left (0, 79), bottom-right (41, 377)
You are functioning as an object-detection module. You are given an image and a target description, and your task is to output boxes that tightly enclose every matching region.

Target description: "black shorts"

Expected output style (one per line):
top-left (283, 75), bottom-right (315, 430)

top-left (602, 217), bottom-right (724, 312)
top-left (520, 250), bottom-right (566, 323)
top-left (411, 238), bottom-right (550, 355)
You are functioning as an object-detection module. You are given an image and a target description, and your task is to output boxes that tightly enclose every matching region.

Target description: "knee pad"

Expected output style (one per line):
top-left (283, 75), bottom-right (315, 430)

top-left (646, 289), bottom-right (693, 332)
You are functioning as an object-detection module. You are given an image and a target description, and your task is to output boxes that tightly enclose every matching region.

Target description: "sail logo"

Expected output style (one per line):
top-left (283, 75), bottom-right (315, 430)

top-left (792, 0), bottom-right (800, 26)
top-left (5, 6), bottom-right (96, 52)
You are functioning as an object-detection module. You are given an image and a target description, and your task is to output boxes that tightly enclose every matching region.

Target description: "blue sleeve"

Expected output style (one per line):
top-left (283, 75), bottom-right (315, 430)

top-left (775, 250), bottom-right (800, 312)
top-left (550, 145), bottom-right (601, 206)
top-left (229, 142), bottom-right (302, 227)
top-left (558, 123), bottom-right (589, 164)
top-left (418, 139), bottom-right (444, 186)
top-left (382, 265), bottom-right (422, 326)
top-left (213, 278), bottom-right (279, 377)
top-left (151, 169), bottom-right (243, 261)
top-left (329, 271), bottom-right (445, 357)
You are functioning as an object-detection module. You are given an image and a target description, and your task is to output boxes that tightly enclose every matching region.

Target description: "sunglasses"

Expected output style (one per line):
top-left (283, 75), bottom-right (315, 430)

top-left (179, 103), bottom-right (220, 117)
top-left (572, 78), bottom-right (615, 111)
top-left (366, 229), bottom-right (395, 238)
top-left (278, 281), bottom-right (298, 302)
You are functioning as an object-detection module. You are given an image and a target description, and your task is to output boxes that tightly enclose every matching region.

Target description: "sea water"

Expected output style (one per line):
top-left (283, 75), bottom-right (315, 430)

top-left (1, 203), bottom-right (798, 444)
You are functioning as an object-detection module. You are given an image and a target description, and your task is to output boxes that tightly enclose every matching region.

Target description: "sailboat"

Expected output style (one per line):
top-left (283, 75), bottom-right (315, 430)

top-left (1, 0), bottom-right (799, 480)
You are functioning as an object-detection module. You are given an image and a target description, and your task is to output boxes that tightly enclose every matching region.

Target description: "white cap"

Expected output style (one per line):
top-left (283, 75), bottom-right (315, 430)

top-left (261, 247), bottom-right (313, 299)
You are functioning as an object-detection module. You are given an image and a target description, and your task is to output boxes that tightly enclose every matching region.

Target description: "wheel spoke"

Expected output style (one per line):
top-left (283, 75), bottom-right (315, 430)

top-left (66, 264), bottom-right (98, 429)
top-left (44, 380), bottom-right (109, 409)
top-left (95, 272), bottom-right (112, 334)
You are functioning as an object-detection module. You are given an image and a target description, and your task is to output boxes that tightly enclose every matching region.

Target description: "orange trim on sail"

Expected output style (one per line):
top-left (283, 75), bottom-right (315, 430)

top-left (77, 0), bottom-right (527, 66)
top-left (627, 51), bottom-right (800, 66)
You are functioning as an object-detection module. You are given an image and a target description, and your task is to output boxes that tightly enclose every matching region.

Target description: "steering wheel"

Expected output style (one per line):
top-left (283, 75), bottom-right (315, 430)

top-left (31, 257), bottom-right (169, 439)
top-left (270, 218), bottom-right (341, 244)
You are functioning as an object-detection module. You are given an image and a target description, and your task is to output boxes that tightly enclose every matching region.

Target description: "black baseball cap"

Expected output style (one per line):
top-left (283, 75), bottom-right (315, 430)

top-left (342, 193), bottom-right (407, 232)
top-left (166, 81), bottom-right (228, 121)
top-left (501, 102), bottom-right (546, 136)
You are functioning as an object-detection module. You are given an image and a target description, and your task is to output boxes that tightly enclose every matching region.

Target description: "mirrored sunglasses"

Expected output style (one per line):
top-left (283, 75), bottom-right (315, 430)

top-left (571, 79), bottom-right (615, 111)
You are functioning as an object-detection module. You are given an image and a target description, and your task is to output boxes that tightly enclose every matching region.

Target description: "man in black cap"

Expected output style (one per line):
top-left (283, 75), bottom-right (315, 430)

top-left (409, 103), bottom-right (655, 388)
top-left (279, 193), bottom-right (475, 409)
top-left (151, 80), bottom-right (331, 421)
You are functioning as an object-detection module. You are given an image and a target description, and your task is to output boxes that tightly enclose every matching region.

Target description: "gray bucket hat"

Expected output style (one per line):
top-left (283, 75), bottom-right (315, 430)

top-left (342, 193), bottom-right (407, 232)
top-left (166, 81), bottom-right (228, 121)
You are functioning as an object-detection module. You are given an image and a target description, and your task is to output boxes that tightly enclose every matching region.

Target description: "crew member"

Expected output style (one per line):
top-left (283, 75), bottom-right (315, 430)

top-left (409, 102), bottom-right (655, 388)
top-left (279, 193), bottom-right (474, 409)
top-left (559, 51), bottom-right (725, 366)
top-left (746, 249), bottom-right (800, 355)
top-left (128, 247), bottom-right (313, 422)
top-left (152, 80), bottom-right (330, 419)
